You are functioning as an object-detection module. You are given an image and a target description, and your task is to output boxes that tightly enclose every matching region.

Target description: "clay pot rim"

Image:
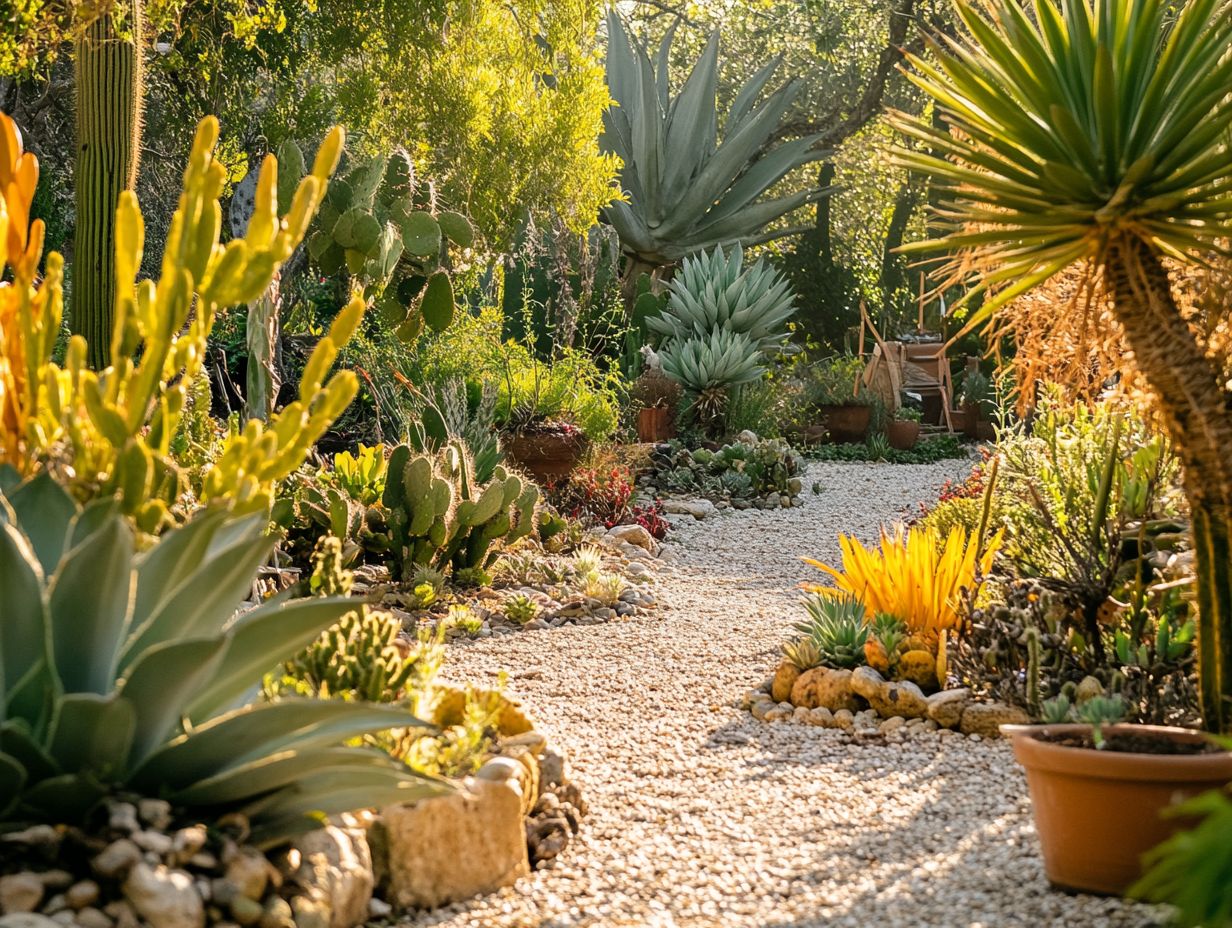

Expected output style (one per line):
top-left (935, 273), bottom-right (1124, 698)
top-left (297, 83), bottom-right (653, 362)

top-left (1002, 722), bottom-right (1232, 781)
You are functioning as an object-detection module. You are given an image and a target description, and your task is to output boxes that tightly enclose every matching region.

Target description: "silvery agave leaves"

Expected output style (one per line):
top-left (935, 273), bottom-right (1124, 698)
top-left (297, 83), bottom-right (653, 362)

top-left (601, 11), bottom-right (828, 265)
top-left (0, 470), bottom-right (447, 846)
top-left (652, 244), bottom-right (795, 353)
top-left (660, 328), bottom-right (765, 392)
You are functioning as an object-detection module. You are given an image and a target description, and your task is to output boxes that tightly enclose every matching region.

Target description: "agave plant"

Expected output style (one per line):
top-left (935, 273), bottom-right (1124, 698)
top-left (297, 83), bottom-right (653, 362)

top-left (891, 0), bottom-right (1232, 731)
top-left (651, 244), bottom-right (796, 354)
top-left (659, 328), bottom-right (764, 394)
top-left (0, 471), bottom-right (446, 845)
top-left (794, 594), bottom-right (869, 669)
top-left (601, 12), bottom-right (827, 272)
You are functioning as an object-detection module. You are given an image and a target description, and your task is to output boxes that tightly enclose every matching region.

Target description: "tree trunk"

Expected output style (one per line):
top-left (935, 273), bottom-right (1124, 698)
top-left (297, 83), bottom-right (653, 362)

top-left (1105, 236), bottom-right (1232, 733)
top-left (73, 0), bottom-right (145, 370)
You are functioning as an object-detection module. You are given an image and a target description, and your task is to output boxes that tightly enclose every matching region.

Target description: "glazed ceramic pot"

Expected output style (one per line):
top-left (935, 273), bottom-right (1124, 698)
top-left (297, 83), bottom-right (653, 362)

top-left (1002, 723), bottom-right (1232, 895)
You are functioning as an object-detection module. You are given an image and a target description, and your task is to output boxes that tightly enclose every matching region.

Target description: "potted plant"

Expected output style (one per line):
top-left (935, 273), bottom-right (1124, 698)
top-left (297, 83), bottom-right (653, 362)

top-left (885, 406), bottom-right (922, 450)
top-left (958, 370), bottom-right (997, 441)
top-left (630, 367), bottom-right (682, 443)
top-left (1003, 698), bottom-right (1232, 896)
top-left (808, 356), bottom-right (873, 443)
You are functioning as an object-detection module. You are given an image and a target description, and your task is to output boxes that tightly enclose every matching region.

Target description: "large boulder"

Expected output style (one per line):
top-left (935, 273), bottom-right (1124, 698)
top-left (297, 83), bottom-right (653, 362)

top-left (959, 701), bottom-right (1031, 738)
top-left (926, 688), bottom-right (972, 729)
top-left (605, 523), bottom-right (658, 555)
top-left (290, 824), bottom-right (374, 928)
top-left (789, 667), bottom-right (831, 708)
top-left (770, 662), bottom-right (801, 703)
top-left (811, 669), bottom-right (859, 712)
top-left (377, 778), bottom-right (529, 910)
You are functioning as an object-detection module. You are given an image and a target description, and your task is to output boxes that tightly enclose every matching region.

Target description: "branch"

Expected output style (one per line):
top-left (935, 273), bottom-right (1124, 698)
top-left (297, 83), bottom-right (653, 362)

top-left (775, 0), bottom-right (918, 150)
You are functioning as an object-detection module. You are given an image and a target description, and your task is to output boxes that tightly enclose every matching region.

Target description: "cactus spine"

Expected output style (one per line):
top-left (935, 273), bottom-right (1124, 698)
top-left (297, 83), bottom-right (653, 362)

top-left (73, 0), bottom-right (145, 370)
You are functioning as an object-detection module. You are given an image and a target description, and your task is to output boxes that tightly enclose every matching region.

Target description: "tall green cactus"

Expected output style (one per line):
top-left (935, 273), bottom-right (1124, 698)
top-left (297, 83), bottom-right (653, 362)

top-left (73, 0), bottom-right (145, 370)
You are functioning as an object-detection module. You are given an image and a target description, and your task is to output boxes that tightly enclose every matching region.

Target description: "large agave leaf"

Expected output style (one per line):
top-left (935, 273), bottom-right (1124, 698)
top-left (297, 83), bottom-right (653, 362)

top-left (48, 518), bottom-right (134, 694)
top-left (118, 637), bottom-right (229, 767)
top-left (5, 473), bottom-right (77, 575)
top-left (129, 509), bottom-right (229, 633)
top-left (185, 597), bottom-right (365, 722)
top-left (17, 772), bottom-right (109, 823)
top-left (0, 523), bottom-right (46, 716)
top-left (45, 693), bottom-right (136, 781)
top-left (660, 30), bottom-right (719, 205)
top-left (131, 700), bottom-right (431, 791)
top-left (0, 753), bottom-right (25, 817)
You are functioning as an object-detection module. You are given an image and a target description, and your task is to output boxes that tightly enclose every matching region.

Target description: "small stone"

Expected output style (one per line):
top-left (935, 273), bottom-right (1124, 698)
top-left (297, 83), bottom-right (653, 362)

top-left (65, 884), bottom-right (99, 912)
top-left (228, 897), bottom-right (263, 927)
top-left (224, 852), bottom-right (269, 901)
top-left (132, 832), bottom-right (174, 856)
top-left (41, 897), bottom-right (67, 917)
top-left (770, 662), bottom-right (801, 703)
top-left (107, 804), bottom-right (141, 836)
top-left (832, 709), bottom-right (855, 730)
top-left (763, 705), bottom-right (793, 722)
top-left (879, 716), bottom-right (907, 733)
top-left (791, 706), bottom-right (810, 723)
top-left (49, 915), bottom-right (74, 927)
top-left (171, 828), bottom-right (207, 865)
top-left (101, 902), bottom-right (137, 928)
top-left (0, 916), bottom-right (60, 928)
top-left (0, 875), bottom-right (44, 915)
top-left (0, 827), bottom-right (60, 851)
top-left (539, 748), bottom-right (568, 789)
top-left (121, 864), bottom-right (204, 928)
top-left (137, 800), bottom-right (173, 831)
top-left (366, 898), bottom-right (391, 920)
top-left (258, 897), bottom-right (293, 928)
top-left (74, 908), bottom-right (111, 928)
top-left (804, 707), bottom-right (834, 728)
top-left (33, 876), bottom-right (70, 894)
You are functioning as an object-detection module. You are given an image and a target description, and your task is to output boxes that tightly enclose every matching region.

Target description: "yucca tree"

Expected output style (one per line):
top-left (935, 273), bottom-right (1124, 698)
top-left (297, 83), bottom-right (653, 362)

top-left (601, 12), bottom-right (828, 283)
top-left (892, 0), bottom-right (1232, 731)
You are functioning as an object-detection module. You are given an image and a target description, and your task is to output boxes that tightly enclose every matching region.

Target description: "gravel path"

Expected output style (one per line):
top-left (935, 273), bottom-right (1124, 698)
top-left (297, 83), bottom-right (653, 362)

top-left (407, 460), bottom-right (1167, 928)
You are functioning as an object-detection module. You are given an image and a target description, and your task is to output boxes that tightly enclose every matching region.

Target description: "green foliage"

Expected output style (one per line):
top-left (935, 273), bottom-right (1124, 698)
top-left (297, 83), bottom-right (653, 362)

top-left (601, 12), bottom-right (826, 265)
top-left (381, 443), bottom-right (539, 581)
top-left (333, 444), bottom-right (388, 505)
top-left (503, 593), bottom-right (540, 625)
top-left (802, 355), bottom-right (872, 407)
top-left (406, 378), bottom-right (503, 485)
top-left (1040, 695), bottom-right (1073, 725)
top-left (794, 594), bottom-right (869, 669)
top-left (651, 438), bottom-right (804, 501)
top-left (1132, 777), bottom-right (1232, 927)
top-left (781, 637), bottom-right (825, 672)
top-left (1075, 694), bottom-right (1128, 748)
top-left (807, 435), bottom-right (968, 464)
top-left (0, 473), bottom-right (442, 844)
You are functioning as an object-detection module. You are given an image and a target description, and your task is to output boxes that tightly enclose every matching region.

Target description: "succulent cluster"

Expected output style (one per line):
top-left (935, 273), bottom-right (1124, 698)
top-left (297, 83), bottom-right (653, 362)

top-left (649, 438), bottom-right (803, 503)
top-left (305, 150), bottom-right (475, 341)
top-left (793, 595), bottom-right (869, 669)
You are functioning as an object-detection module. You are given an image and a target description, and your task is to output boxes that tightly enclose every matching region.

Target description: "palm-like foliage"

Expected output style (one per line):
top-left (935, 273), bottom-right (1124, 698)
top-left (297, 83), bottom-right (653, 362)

top-left (0, 471), bottom-right (445, 845)
top-left (601, 11), bottom-right (827, 268)
top-left (651, 244), bottom-right (796, 353)
top-left (894, 0), bottom-right (1232, 734)
top-left (894, 0), bottom-right (1232, 315)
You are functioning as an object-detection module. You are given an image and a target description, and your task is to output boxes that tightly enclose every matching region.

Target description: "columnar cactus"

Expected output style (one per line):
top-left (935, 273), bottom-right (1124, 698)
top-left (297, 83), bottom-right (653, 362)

top-left (72, 0), bottom-right (145, 369)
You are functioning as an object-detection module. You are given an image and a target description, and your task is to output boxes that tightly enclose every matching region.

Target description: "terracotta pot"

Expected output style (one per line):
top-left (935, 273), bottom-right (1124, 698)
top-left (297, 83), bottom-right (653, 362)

top-left (636, 406), bottom-right (675, 443)
top-left (1003, 723), bottom-right (1232, 895)
top-left (501, 430), bottom-right (589, 485)
top-left (885, 419), bottom-right (921, 450)
top-left (818, 404), bottom-right (871, 443)
top-left (948, 407), bottom-right (970, 434)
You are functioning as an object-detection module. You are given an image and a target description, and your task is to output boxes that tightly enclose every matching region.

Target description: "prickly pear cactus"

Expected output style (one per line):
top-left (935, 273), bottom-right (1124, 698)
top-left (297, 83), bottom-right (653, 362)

top-left (382, 441), bottom-right (538, 581)
top-left (306, 149), bottom-right (474, 343)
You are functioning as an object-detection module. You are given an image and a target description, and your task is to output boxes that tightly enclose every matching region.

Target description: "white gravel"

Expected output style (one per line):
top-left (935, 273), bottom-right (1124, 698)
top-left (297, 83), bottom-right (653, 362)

top-left (407, 460), bottom-right (1167, 928)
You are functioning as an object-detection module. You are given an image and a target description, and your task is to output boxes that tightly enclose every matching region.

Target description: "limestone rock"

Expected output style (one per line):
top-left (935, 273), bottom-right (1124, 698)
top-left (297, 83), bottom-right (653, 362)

top-left (811, 668), bottom-right (858, 712)
top-left (789, 667), bottom-right (830, 709)
top-left (0, 874), bottom-right (43, 915)
top-left (0, 916), bottom-right (61, 928)
top-left (662, 499), bottom-right (717, 520)
top-left (121, 864), bottom-right (204, 928)
top-left (959, 701), bottom-right (1031, 738)
top-left (770, 662), bottom-right (801, 703)
top-left (805, 707), bottom-right (834, 727)
top-left (379, 778), bottom-right (529, 910)
top-left (859, 671), bottom-right (929, 720)
top-left (290, 826), bottom-right (373, 928)
top-left (604, 524), bottom-right (658, 554)
top-left (927, 688), bottom-right (972, 729)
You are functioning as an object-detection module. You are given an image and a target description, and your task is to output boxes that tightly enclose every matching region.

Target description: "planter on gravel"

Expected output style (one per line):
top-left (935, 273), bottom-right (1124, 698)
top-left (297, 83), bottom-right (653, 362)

top-left (818, 404), bottom-right (871, 443)
top-left (502, 425), bottom-right (589, 484)
top-left (885, 419), bottom-right (921, 450)
top-left (1002, 723), bottom-right (1232, 896)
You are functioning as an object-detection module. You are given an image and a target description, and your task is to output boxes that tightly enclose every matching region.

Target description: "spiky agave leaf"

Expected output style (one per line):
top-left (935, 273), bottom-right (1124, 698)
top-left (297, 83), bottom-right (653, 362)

top-left (650, 244), bottom-right (796, 353)
top-left (659, 328), bottom-right (764, 393)
top-left (602, 12), bottom-right (829, 265)
top-left (890, 0), bottom-right (1232, 323)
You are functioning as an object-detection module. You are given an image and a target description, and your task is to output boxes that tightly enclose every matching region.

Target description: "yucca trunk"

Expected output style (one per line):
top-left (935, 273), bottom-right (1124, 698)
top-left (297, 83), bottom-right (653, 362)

top-left (73, 0), bottom-right (145, 369)
top-left (1106, 237), bottom-right (1232, 733)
